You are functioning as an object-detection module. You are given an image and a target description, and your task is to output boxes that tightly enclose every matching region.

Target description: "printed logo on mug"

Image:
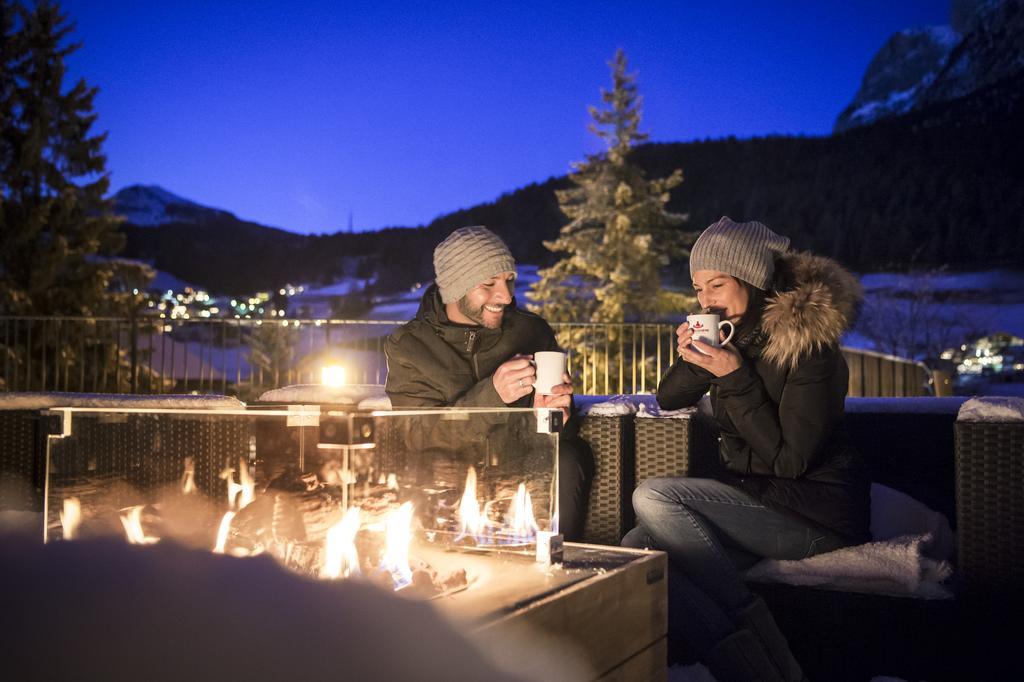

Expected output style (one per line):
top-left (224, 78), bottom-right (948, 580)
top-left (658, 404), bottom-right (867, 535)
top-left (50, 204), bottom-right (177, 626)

top-left (533, 351), bottom-right (567, 395)
top-left (686, 313), bottom-right (735, 354)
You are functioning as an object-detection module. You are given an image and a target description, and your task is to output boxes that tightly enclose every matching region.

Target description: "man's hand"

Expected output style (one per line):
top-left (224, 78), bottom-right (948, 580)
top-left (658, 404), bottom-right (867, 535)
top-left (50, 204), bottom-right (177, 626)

top-left (492, 355), bottom-right (537, 404)
top-left (681, 339), bottom-right (743, 377)
top-left (533, 372), bottom-right (573, 422)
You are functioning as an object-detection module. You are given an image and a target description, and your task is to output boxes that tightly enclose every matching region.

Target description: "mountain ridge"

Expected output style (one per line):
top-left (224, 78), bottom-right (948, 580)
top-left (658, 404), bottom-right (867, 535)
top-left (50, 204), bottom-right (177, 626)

top-left (118, 69), bottom-right (1024, 296)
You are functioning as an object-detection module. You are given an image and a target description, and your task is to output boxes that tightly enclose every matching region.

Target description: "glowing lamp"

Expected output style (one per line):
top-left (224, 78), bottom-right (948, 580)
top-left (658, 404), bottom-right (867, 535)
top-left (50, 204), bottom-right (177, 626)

top-left (321, 365), bottom-right (347, 387)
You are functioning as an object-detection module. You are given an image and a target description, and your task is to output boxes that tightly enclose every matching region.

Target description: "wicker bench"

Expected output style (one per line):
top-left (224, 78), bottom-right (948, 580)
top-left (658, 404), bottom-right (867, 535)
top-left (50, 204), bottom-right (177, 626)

top-left (0, 394), bottom-right (247, 537)
top-left (579, 395), bottom-right (1023, 680)
top-left (578, 412), bottom-right (636, 546)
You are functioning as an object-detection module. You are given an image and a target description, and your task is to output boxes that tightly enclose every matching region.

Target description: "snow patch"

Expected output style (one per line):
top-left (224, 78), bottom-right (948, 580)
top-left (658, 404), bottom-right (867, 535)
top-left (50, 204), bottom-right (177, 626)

top-left (113, 184), bottom-right (202, 226)
top-left (957, 396), bottom-right (1024, 421)
top-left (257, 383), bottom-right (387, 406)
top-left (0, 392), bottom-right (243, 410)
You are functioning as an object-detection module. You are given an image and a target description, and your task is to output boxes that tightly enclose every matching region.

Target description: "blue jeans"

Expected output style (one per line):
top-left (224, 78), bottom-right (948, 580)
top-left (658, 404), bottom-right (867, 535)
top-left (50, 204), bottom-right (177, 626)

top-left (622, 477), bottom-right (848, 656)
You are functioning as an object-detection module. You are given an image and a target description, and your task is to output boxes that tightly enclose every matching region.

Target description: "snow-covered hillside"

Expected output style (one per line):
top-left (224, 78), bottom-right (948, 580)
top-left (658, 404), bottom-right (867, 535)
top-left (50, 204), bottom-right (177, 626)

top-left (113, 184), bottom-right (233, 226)
top-left (844, 269), bottom-right (1024, 360)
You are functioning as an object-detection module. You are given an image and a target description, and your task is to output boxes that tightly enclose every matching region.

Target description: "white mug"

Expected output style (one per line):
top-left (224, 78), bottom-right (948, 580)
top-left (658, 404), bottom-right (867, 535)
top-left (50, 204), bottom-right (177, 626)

top-left (686, 313), bottom-right (735, 354)
top-left (533, 351), bottom-right (567, 395)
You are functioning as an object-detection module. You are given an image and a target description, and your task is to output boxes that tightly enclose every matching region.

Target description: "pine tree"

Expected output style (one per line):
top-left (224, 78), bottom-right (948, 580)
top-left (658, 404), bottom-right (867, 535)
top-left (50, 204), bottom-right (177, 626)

top-left (528, 50), bottom-right (697, 390)
top-left (529, 49), bottom-right (697, 325)
top-left (0, 0), bottom-right (147, 316)
top-left (1, 1), bottom-right (150, 391)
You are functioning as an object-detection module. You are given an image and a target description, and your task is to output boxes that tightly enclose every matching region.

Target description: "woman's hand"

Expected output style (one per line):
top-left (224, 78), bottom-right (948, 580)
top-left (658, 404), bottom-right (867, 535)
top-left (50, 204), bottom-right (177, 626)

top-left (680, 339), bottom-right (743, 377)
top-left (676, 321), bottom-right (694, 357)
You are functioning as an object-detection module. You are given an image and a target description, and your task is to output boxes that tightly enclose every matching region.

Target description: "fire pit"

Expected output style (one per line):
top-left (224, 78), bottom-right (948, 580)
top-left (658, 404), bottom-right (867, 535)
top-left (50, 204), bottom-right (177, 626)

top-left (38, 404), bottom-right (667, 678)
top-left (41, 405), bottom-right (564, 589)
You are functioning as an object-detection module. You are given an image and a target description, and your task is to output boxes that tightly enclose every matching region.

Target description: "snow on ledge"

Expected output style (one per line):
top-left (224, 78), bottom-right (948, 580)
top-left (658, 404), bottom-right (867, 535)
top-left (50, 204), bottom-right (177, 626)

top-left (636, 404), bottom-right (697, 419)
top-left (257, 384), bottom-right (387, 406)
top-left (0, 392), bottom-right (243, 410)
top-left (576, 394), bottom-right (657, 417)
top-left (957, 396), bottom-right (1024, 422)
top-left (576, 395), bottom-right (642, 416)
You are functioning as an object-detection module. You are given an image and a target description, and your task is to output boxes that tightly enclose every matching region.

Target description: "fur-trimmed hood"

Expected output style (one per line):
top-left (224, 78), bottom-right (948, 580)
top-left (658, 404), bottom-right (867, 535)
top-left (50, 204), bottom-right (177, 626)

top-left (760, 251), bottom-right (863, 370)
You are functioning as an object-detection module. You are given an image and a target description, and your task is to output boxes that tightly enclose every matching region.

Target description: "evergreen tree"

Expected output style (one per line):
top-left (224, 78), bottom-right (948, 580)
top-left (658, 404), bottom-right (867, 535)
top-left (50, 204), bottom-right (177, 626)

top-left (0, 0), bottom-right (147, 316)
top-left (529, 49), bottom-right (696, 325)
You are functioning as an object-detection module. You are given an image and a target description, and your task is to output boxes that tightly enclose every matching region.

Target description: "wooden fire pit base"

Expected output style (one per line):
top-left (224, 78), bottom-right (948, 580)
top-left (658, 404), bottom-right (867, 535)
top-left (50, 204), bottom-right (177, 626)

top-left (438, 543), bottom-right (667, 681)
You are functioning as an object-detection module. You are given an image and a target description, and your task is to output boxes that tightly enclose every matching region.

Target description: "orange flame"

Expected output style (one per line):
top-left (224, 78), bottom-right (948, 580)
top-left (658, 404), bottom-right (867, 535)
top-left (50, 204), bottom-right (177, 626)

top-left (457, 467), bottom-right (484, 540)
top-left (221, 458), bottom-right (255, 510)
top-left (212, 511), bottom-right (235, 554)
top-left (508, 484), bottom-right (539, 540)
top-left (119, 505), bottom-right (159, 545)
top-left (322, 507), bottom-right (362, 579)
top-left (60, 497), bottom-right (81, 540)
top-left (181, 456), bottom-right (196, 494)
top-left (381, 502), bottom-right (414, 588)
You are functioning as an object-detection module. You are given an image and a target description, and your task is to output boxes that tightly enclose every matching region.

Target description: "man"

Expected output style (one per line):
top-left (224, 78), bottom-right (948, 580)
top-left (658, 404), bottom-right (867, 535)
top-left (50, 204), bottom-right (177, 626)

top-left (384, 226), bottom-right (593, 541)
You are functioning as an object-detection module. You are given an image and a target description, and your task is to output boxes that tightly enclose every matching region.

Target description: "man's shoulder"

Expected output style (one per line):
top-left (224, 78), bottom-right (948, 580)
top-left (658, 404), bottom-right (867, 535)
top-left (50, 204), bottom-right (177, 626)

top-left (507, 305), bottom-right (554, 332)
top-left (386, 318), bottom-right (432, 352)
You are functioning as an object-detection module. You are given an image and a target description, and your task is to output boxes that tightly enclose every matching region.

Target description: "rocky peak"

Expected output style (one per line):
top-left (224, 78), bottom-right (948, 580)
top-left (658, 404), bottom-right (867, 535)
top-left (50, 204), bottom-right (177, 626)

top-left (834, 0), bottom-right (1023, 133)
top-left (834, 26), bottom-right (959, 133)
top-left (921, 0), bottom-right (1024, 104)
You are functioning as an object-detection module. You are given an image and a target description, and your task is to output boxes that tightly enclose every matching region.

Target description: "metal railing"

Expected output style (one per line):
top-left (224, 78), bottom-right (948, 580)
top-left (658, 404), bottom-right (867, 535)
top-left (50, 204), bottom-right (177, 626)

top-left (0, 316), bottom-right (935, 399)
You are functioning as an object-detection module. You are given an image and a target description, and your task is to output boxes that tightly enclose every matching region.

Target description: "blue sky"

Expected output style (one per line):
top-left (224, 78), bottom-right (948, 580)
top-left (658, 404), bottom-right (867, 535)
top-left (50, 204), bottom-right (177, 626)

top-left (62, 1), bottom-right (949, 234)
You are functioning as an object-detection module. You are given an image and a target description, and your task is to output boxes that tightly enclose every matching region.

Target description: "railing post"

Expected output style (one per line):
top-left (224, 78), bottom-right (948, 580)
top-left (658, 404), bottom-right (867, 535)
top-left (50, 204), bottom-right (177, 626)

top-left (130, 310), bottom-right (138, 394)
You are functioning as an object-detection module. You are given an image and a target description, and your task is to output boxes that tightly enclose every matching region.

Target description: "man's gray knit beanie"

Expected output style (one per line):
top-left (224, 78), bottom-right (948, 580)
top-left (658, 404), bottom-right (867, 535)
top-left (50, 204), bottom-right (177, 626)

top-left (689, 216), bottom-right (791, 290)
top-left (433, 226), bottom-right (516, 304)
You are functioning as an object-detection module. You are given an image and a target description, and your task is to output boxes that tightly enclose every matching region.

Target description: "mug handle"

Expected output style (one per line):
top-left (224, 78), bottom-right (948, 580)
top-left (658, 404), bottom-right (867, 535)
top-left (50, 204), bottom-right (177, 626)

top-left (718, 320), bottom-right (735, 346)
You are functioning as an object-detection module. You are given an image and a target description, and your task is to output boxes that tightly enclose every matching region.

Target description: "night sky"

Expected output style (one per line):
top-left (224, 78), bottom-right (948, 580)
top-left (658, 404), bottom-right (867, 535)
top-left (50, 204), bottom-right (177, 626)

top-left (63, 1), bottom-right (948, 235)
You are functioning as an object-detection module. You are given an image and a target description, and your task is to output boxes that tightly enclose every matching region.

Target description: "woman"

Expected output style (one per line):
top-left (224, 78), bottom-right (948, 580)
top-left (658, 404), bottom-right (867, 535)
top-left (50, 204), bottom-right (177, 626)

top-left (622, 217), bottom-right (868, 682)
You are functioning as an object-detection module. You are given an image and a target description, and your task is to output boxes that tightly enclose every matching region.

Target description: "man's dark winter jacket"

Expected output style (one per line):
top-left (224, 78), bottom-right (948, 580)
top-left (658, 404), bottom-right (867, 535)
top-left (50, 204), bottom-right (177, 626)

top-left (657, 251), bottom-right (870, 542)
top-left (384, 284), bottom-right (560, 408)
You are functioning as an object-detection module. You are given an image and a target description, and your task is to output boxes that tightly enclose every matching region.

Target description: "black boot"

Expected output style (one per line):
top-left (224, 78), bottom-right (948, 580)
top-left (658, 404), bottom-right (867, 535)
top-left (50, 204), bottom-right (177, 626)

top-left (731, 596), bottom-right (805, 682)
top-left (706, 629), bottom-right (784, 682)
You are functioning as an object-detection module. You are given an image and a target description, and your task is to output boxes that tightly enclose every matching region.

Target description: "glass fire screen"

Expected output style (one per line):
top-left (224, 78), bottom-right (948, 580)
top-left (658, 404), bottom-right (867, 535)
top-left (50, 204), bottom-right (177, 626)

top-left (42, 406), bottom-right (559, 594)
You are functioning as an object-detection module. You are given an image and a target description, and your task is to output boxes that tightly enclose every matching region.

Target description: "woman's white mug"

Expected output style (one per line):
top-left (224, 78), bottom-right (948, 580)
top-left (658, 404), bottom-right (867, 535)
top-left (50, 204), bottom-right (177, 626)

top-left (533, 351), bottom-right (567, 395)
top-left (686, 313), bottom-right (735, 353)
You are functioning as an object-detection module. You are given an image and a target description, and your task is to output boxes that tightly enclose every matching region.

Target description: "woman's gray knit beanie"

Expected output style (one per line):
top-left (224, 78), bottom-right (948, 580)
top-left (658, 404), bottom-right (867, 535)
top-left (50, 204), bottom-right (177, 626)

top-left (433, 226), bottom-right (516, 304)
top-left (689, 216), bottom-right (791, 289)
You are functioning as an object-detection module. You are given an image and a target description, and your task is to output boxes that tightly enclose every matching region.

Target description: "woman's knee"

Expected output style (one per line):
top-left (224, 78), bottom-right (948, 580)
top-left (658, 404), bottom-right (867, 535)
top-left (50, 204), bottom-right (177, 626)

top-left (634, 476), bottom-right (718, 510)
top-left (632, 477), bottom-right (690, 521)
top-left (631, 478), bottom-right (663, 520)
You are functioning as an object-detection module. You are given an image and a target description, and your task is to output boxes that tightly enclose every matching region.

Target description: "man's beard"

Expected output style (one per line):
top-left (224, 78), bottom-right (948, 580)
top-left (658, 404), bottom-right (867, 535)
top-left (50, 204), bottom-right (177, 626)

top-left (457, 297), bottom-right (504, 329)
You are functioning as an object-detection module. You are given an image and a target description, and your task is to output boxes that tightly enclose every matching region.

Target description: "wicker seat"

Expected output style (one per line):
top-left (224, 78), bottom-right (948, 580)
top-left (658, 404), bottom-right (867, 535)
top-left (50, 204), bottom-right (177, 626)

top-left (626, 396), bottom-right (995, 680)
top-left (1, 394), bottom-right (247, 539)
top-left (633, 412), bottom-right (721, 483)
top-left (579, 413), bottom-right (635, 546)
top-left (0, 409), bottom-right (47, 512)
top-left (955, 419), bottom-right (1024, 609)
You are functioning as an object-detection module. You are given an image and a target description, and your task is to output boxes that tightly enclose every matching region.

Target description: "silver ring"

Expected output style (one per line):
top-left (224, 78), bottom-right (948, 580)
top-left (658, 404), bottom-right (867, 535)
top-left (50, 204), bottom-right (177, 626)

top-left (518, 378), bottom-right (524, 388)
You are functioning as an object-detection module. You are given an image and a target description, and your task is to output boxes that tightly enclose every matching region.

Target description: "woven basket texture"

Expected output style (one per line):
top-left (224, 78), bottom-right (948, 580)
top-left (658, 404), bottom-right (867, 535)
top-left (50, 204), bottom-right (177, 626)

top-left (579, 414), bottom-right (635, 546)
top-left (0, 410), bottom-right (45, 511)
top-left (634, 414), bottom-right (722, 485)
top-left (955, 421), bottom-right (1024, 602)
